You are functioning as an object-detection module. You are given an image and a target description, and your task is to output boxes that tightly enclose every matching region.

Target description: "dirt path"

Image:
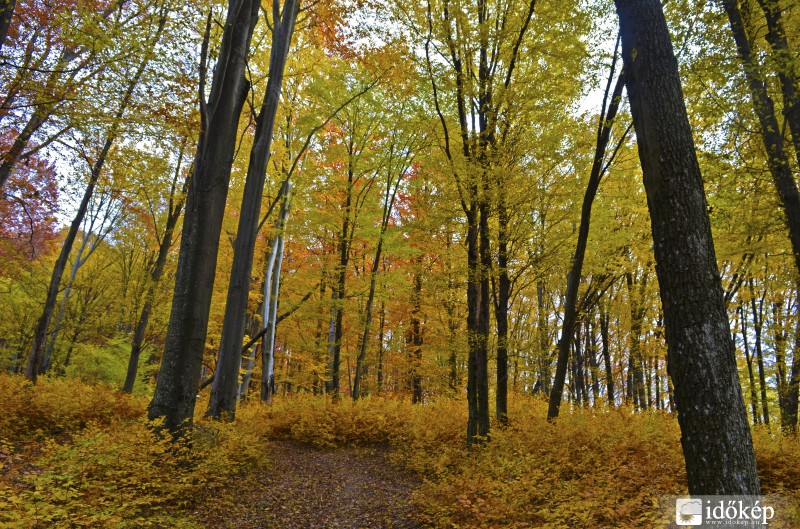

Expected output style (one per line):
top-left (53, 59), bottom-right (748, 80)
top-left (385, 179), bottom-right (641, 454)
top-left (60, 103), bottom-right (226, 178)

top-left (200, 442), bottom-right (424, 529)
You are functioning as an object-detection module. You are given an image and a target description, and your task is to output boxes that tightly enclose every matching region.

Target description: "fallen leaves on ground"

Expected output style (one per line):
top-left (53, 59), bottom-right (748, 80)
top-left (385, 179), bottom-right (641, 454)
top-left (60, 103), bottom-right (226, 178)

top-left (198, 441), bottom-right (424, 529)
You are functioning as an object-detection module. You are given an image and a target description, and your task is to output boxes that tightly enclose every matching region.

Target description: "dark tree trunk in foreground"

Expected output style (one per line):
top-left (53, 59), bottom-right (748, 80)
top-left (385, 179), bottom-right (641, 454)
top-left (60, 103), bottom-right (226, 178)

top-left (148, 0), bottom-right (259, 434)
top-left (615, 0), bottom-right (760, 495)
top-left (548, 51), bottom-right (625, 419)
top-left (207, 0), bottom-right (297, 420)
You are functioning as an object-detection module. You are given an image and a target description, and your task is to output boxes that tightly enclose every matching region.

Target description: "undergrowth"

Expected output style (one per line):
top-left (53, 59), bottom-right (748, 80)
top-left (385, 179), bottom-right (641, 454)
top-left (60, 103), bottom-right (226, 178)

top-left (0, 375), bottom-right (261, 528)
top-left (2, 374), bottom-right (799, 528)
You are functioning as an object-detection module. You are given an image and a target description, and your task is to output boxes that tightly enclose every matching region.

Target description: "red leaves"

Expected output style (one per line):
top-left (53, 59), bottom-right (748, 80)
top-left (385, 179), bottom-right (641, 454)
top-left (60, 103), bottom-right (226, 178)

top-left (0, 132), bottom-right (58, 267)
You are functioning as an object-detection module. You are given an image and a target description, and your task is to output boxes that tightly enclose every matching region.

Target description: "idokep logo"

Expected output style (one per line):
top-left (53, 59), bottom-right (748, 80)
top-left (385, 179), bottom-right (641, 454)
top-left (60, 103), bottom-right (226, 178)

top-left (673, 496), bottom-right (777, 526)
top-left (676, 498), bottom-right (703, 526)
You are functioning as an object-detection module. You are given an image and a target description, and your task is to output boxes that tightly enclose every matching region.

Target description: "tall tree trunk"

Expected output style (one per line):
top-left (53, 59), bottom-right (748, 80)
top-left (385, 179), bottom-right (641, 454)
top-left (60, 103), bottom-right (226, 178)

top-left (749, 282), bottom-right (770, 426)
top-left (720, 0), bottom-right (800, 276)
top-left (739, 302), bottom-right (761, 425)
top-left (327, 155), bottom-right (357, 399)
top-left (466, 204), bottom-right (490, 445)
top-left (353, 161), bottom-right (405, 399)
top-left (261, 194), bottom-right (290, 402)
top-left (588, 319), bottom-right (600, 405)
top-left (148, 0), bottom-right (260, 434)
top-left (535, 280), bottom-right (551, 396)
top-left (600, 304), bottom-right (614, 406)
top-left (615, 0), bottom-right (760, 495)
top-left (207, 0), bottom-right (297, 419)
top-left (410, 266), bottom-right (423, 404)
top-left (627, 270), bottom-right (649, 411)
top-left (376, 300), bottom-right (385, 392)
top-left (495, 183), bottom-right (509, 422)
top-left (547, 54), bottom-right (626, 419)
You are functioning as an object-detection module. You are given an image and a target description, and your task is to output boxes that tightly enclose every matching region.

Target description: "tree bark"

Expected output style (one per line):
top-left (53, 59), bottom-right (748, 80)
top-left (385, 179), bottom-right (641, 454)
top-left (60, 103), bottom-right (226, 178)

top-left (261, 191), bottom-right (291, 402)
top-left (148, 0), bottom-right (260, 434)
top-left (739, 302), bottom-right (761, 425)
top-left (495, 183), bottom-right (509, 422)
top-left (616, 0), bottom-right (760, 495)
top-left (600, 304), bottom-right (614, 406)
top-left (409, 266), bottom-right (423, 404)
top-left (207, 0), bottom-right (297, 419)
top-left (749, 282), bottom-right (770, 426)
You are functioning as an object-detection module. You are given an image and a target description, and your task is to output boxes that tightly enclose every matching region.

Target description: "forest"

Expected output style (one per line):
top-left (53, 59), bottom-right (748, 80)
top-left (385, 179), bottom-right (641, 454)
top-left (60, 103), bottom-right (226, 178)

top-left (2, 0), bottom-right (800, 526)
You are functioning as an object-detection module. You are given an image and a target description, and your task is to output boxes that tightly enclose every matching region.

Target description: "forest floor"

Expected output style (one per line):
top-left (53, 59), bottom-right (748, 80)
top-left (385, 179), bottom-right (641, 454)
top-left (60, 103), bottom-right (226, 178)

top-left (197, 441), bottom-right (424, 529)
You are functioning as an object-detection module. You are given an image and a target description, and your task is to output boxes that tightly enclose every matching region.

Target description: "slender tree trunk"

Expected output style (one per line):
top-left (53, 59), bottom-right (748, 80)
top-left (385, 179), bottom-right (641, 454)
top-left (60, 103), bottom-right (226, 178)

top-left (410, 266), bottom-right (423, 404)
top-left (257, 189), bottom-right (292, 403)
top-left (588, 319), bottom-right (600, 405)
top-left (261, 197), bottom-right (290, 402)
top-left (547, 56), bottom-right (625, 419)
top-left (627, 270), bottom-right (649, 411)
top-left (327, 158), bottom-right (356, 399)
top-left (376, 300), bottom-right (385, 392)
top-left (495, 184), bottom-right (509, 422)
top-left (739, 303), bottom-right (761, 425)
top-left (536, 280), bottom-right (550, 396)
top-left (466, 205), bottom-right (489, 445)
top-left (600, 305), bottom-right (614, 406)
top-left (148, 0), bottom-right (260, 433)
top-left (616, 0), bottom-right (760, 494)
top-left (749, 283), bottom-right (770, 426)
top-left (353, 164), bottom-right (404, 399)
